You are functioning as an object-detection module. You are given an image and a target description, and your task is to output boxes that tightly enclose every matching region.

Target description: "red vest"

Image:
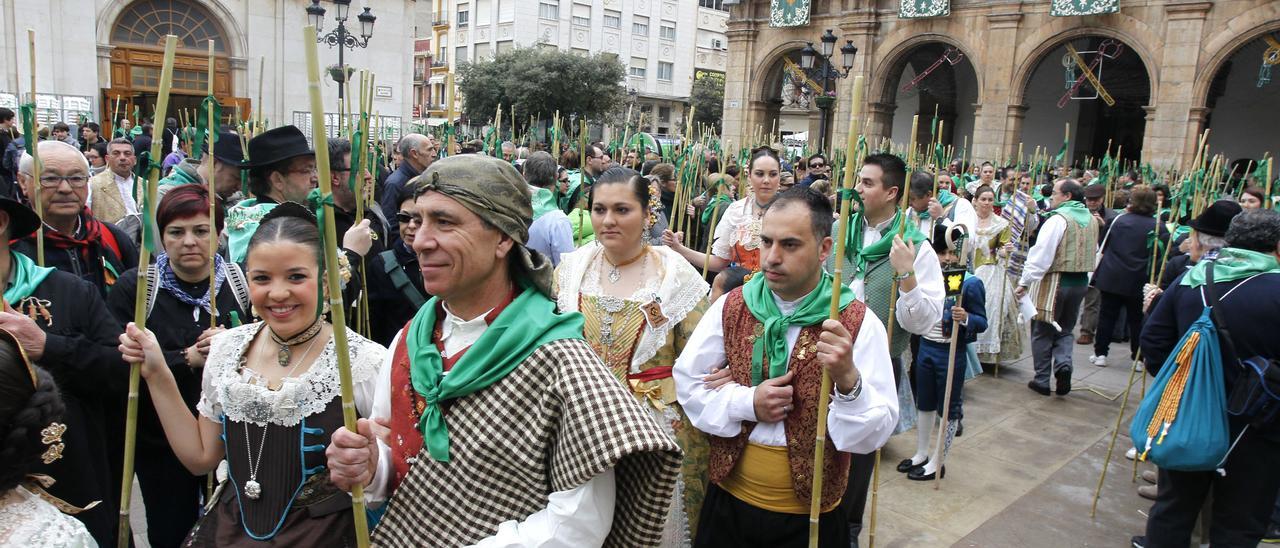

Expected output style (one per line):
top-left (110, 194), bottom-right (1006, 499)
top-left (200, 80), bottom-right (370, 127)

top-left (707, 287), bottom-right (865, 510)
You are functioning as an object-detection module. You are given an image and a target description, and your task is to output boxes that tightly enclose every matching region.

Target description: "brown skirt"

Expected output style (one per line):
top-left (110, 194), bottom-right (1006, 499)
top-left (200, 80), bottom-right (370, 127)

top-left (183, 475), bottom-right (357, 547)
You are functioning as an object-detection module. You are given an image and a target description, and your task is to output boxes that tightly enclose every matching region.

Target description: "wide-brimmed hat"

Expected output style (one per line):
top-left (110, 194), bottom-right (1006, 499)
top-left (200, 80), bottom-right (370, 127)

top-left (242, 126), bottom-right (312, 168)
top-left (212, 132), bottom-right (244, 165)
top-left (1188, 199), bottom-right (1242, 237)
top-left (0, 197), bottom-right (42, 239)
top-left (1083, 184), bottom-right (1106, 198)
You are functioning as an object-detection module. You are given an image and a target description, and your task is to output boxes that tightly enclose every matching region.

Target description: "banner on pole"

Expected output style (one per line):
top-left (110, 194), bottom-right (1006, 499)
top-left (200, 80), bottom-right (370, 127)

top-left (899, 0), bottom-right (950, 19)
top-left (770, 0), bottom-right (811, 28)
top-left (1050, 0), bottom-right (1119, 16)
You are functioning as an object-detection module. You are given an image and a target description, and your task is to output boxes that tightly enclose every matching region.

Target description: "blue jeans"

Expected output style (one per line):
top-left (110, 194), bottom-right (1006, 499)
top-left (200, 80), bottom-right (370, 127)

top-left (914, 338), bottom-right (965, 420)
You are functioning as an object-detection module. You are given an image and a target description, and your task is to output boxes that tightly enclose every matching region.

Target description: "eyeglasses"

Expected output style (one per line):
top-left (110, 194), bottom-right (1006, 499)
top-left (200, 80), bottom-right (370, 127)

top-left (38, 175), bottom-right (90, 188)
top-left (395, 211), bottom-right (422, 226)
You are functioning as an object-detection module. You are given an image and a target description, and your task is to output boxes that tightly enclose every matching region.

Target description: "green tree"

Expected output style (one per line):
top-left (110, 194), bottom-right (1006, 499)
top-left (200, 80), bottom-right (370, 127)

top-left (691, 70), bottom-right (725, 132)
top-left (456, 48), bottom-right (627, 132)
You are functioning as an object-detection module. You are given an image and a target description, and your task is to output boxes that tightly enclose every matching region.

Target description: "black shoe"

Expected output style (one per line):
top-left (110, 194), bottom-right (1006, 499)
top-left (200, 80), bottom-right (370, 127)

top-left (956, 419), bottom-right (964, 437)
top-left (907, 465), bottom-right (945, 481)
top-left (1027, 380), bottom-right (1050, 396)
top-left (1263, 524), bottom-right (1280, 543)
top-left (1131, 535), bottom-right (1146, 548)
top-left (896, 457), bottom-right (926, 473)
top-left (1055, 368), bottom-right (1072, 395)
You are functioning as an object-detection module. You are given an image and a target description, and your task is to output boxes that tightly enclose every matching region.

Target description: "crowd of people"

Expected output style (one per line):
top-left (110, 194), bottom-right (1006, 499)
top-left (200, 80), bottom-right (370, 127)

top-left (0, 105), bottom-right (1277, 548)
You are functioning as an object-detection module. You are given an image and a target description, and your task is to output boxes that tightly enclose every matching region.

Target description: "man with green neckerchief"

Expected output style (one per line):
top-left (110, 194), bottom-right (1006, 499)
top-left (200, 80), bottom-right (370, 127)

top-left (907, 171), bottom-right (977, 238)
top-left (826, 152), bottom-right (945, 543)
top-left (325, 154), bottom-right (680, 546)
top-left (1015, 178), bottom-right (1099, 397)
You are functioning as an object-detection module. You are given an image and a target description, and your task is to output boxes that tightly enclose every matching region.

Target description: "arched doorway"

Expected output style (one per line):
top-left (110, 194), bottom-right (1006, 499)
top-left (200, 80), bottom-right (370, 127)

top-left (1018, 36), bottom-right (1150, 167)
top-left (880, 41), bottom-right (979, 164)
top-left (103, 0), bottom-right (248, 135)
top-left (1202, 32), bottom-right (1280, 174)
top-left (754, 48), bottom-right (821, 156)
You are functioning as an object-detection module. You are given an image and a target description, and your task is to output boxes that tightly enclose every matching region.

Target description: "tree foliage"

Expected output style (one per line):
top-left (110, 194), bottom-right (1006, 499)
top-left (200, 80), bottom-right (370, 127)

top-left (691, 70), bottom-right (725, 132)
top-left (456, 48), bottom-right (627, 130)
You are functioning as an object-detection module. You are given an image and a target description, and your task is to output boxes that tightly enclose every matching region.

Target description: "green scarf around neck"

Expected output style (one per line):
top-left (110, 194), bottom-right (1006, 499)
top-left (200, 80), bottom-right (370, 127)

top-left (1180, 248), bottom-right (1280, 288)
top-left (741, 271), bottom-right (854, 385)
top-left (4, 252), bottom-right (54, 304)
top-left (937, 189), bottom-right (957, 207)
top-left (407, 285), bottom-right (585, 462)
top-left (1051, 200), bottom-right (1092, 228)
top-left (530, 186), bottom-right (558, 221)
top-left (842, 208), bottom-right (928, 279)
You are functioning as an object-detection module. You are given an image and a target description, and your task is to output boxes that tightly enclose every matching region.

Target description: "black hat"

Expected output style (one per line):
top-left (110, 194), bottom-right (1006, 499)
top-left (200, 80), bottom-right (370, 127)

top-left (1083, 184), bottom-right (1106, 199)
top-left (212, 132), bottom-right (243, 165)
top-left (0, 197), bottom-right (42, 239)
top-left (242, 125), bottom-right (312, 168)
top-left (1188, 199), bottom-right (1242, 237)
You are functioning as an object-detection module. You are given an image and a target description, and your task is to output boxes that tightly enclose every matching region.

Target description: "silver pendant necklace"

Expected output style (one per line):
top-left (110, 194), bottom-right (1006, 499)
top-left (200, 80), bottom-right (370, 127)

top-left (243, 422), bottom-right (269, 500)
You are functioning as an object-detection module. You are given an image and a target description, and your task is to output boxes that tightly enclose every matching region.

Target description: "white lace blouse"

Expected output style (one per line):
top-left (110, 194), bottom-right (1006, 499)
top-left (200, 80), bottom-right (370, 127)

top-left (0, 486), bottom-right (97, 547)
top-left (196, 322), bottom-right (385, 427)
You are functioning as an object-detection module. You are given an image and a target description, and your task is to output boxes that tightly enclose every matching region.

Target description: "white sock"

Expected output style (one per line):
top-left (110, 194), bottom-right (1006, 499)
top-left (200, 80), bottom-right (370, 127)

top-left (911, 412), bottom-right (934, 465)
top-left (921, 413), bottom-right (957, 475)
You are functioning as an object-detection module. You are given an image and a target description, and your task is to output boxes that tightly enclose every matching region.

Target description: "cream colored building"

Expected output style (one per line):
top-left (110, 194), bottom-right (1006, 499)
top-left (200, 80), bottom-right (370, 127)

top-left (0, 0), bottom-right (426, 139)
top-left (723, 0), bottom-right (1280, 170)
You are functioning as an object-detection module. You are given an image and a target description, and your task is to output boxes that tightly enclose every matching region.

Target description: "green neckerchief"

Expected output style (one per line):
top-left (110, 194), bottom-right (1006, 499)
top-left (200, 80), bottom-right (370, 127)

top-left (919, 189), bottom-right (958, 221)
top-left (701, 192), bottom-right (733, 225)
top-left (407, 285), bottom-right (585, 462)
top-left (1180, 248), bottom-right (1280, 288)
top-left (5, 252), bottom-right (54, 303)
top-left (1031, 188), bottom-right (1045, 202)
top-left (842, 208), bottom-right (928, 279)
top-left (741, 272), bottom-right (854, 386)
top-left (530, 186), bottom-right (558, 221)
top-left (1051, 200), bottom-right (1091, 228)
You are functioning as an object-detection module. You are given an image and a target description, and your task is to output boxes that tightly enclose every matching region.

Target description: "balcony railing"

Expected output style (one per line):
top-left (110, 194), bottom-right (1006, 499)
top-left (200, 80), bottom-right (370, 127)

top-left (432, 11), bottom-right (449, 27)
top-left (431, 59), bottom-right (449, 68)
top-left (413, 67), bottom-right (427, 81)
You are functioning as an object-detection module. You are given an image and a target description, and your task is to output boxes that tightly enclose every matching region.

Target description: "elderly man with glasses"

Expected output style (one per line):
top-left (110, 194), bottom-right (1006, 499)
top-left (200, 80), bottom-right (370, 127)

top-left (15, 140), bottom-right (138, 299)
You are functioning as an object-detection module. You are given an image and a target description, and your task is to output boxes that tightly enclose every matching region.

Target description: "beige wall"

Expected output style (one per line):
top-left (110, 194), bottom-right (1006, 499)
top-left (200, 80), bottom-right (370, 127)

top-left (723, 0), bottom-right (1280, 171)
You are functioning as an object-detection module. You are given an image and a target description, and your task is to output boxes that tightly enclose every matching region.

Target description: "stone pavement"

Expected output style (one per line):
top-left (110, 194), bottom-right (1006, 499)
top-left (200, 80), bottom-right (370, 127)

top-left (858, 337), bottom-right (1161, 548)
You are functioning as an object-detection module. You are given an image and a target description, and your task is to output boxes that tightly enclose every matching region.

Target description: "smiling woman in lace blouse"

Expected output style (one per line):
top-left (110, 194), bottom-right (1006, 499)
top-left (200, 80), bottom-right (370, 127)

top-left (119, 202), bottom-right (385, 545)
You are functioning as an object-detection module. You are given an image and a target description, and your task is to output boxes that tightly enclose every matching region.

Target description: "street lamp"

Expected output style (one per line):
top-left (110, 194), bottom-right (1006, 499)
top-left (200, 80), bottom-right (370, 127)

top-left (310, 0), bottom-right (377, 118)
top-left (794, 29), bottom-right (857, 153)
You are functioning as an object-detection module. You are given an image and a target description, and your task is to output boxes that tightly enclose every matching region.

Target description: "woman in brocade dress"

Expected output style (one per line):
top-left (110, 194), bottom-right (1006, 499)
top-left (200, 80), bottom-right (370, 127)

top-left (120, 203), bottom-right (385, 546)
top-left (970, 186), bottom-right (1023, 365)
top-left (662, 147), bottom-right (782, 275)
top-left (557, 167), bottom-right (710, 546)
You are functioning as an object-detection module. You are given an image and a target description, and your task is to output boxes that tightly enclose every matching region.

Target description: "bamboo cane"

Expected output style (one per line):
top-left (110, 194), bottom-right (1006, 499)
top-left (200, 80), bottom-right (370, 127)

top-left (701, 140), bottom-right (731, 278)
top-left (119, 34), bottom-right (178, 548)
top-left (1090, 353), bottom-right (1144, 517)
top-left (907, 115), bottom-right (920, 172)
top-left (1267, 154), bottom-right (1275, 205)
top-left (304, 25), bottom-right (371, 547)
top-left (206, 40), bottom-right (219, 329)
top-left (26, 29), bottom-right (44, 266)
top-left (256, 56), bottom-right (265, 133)
top-left (807, 76), bottom-right (863, 548)
top-left (932, 287), bottom-right (965, 491)
top-left (445, 72), bottom-right (457, 155)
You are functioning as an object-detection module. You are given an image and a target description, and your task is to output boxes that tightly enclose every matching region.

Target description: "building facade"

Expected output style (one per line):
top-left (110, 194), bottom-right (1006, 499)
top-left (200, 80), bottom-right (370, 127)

top-left (723, 0), bottom-right (1280, 170)
top-left (0, 0), bottom-right (427, 139)
top-left (426, 0), bottom-right (729, 138)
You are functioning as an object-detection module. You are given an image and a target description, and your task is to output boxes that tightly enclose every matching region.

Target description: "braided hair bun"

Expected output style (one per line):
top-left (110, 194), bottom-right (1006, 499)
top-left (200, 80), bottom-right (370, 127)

top-left (0, 336), bottom-right (65, 492)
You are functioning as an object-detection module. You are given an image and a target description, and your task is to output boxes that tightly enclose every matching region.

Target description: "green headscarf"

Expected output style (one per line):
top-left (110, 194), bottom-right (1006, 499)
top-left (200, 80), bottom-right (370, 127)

top-left (1180, 248), bottom-right (1280, 288)
top-left (741, 271), bottom-right (854, 385)
top-left (407, 285), bottom-right (585, 461)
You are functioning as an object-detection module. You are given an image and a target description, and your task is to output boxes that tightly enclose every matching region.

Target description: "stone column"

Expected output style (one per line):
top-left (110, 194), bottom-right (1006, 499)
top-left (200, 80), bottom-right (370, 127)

top-left (1002, 104), bottom-right (1026, 164)
top-left (1151, 1), bottom-right (1213, 170)
top-left (1183, 106), bottom-right (1210, 170)
top-left (972, 10), bottom-right (1024, 163)
top-left (866, 101), bottom-right (895, 147)
top-left (723, 19), bottom-right (758, 149)
top-left (832, 17), bottom-right (879, 153)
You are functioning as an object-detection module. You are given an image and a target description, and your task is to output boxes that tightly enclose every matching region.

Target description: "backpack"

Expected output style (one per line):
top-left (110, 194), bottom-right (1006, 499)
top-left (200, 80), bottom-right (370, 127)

top-left (144, 261), bottom-right (252, 319)
top-left (1129, 262), bottom-right (1232, 471)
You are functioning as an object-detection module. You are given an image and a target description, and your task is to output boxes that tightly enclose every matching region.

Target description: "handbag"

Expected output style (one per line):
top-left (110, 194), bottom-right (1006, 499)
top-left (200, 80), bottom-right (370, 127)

top-left (1128, 261), bottom-right (1230, 471)
top-left (1206, 271), bottom-right (1280, 429)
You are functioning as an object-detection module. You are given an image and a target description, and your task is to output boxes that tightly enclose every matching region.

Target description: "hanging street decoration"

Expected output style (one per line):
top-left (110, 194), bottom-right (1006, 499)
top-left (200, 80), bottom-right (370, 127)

top-left (1058, 39), bottom-right (1123, 108)
top-left (899, 0), bottom-right (950, 19)
top-left (902, 47), bottom-right (965, 93)
top-left (1258, 35), bottom-right (1280, 88)
top-left (770, 0), bottom-right (811, 28)
top-left (1050, 0), bottom-right (1119, 17)
top-left (1064, 43), bottom-right (1116, 107)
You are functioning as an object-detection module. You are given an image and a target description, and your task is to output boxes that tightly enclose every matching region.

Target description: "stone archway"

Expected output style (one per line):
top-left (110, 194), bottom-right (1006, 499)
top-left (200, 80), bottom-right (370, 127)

top-left (748, 43), bottom-right (822, 150)
top-left (1015, 35), bottom-right (1152, 168)
top-left (1193, 26), bottom-right (1280, 169)
top-left (872, 38), bottom-right (981, 162)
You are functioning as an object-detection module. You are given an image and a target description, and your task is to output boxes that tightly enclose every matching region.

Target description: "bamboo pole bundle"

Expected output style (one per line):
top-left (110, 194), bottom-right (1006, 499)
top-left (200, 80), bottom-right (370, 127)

top-left (26, 29), bottom-right (45, 266)
top-left (206, 40), bottom-right (220, 328)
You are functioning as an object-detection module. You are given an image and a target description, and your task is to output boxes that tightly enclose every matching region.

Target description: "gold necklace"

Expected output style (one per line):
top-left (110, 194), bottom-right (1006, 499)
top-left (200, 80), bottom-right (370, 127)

top-left (603, 245), bottom-right (649, 284)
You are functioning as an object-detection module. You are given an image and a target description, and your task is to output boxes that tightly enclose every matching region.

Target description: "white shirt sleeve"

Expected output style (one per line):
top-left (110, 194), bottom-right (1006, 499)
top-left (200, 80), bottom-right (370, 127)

top-left (674, 294), bottom-right (760, 437)
top-left (364, 330), bottom-right (398, 505)
top-left (710, 200), bottom-right (744, 261)
top-left (466, 469), bottom-right (616, 548)
top-left (827, 309), bottom-right (899, 454)
top-left (947, 198), bottom-right (977, 235)
top-left (893, 244), bottom-right (945, 335)
top-left (1019, 215), bottom-right (1066, 287)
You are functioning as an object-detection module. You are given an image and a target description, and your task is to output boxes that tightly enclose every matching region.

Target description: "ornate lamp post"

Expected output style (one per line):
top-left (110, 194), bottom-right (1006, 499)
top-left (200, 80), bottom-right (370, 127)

top-left (798, 29), bottom-right (856, 153)
top-left (308, 0), bottom-right (376, 109)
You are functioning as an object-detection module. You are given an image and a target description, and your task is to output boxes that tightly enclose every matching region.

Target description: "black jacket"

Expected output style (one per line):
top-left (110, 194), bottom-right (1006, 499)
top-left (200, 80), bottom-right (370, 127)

top-left (378, 162), bottom-right (422, 230)
top-left (366, 241), bottom-right (427, 345)
top-left (13, 217), bottom-right (139, 300)
top-left (1094, 212), bottom-right (1164, 297)
top-left (22, 266), bottom-right (128, 546)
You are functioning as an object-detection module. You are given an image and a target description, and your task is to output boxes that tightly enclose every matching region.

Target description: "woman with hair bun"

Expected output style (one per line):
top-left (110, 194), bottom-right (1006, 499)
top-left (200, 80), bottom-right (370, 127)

top-left (119, 202), bottom-right (385, 545)
top-left (0, 330), bottom-right (97, 547)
